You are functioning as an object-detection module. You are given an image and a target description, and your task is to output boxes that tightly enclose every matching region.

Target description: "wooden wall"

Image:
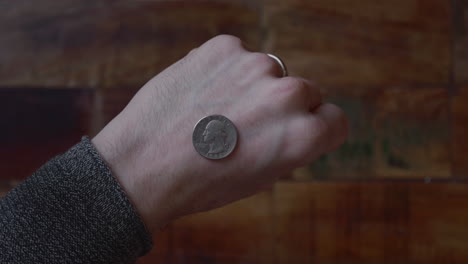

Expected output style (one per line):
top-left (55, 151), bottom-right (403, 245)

top-left (1, 0), bottom-right (468, 263)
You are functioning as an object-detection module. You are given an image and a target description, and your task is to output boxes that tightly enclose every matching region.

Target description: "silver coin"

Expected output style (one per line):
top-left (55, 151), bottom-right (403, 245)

top-left (192, 115), bottom-right (238, 160)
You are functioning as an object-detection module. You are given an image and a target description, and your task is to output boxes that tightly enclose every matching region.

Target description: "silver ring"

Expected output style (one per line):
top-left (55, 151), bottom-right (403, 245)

top-left (267, 54), bottom-right (288, 77)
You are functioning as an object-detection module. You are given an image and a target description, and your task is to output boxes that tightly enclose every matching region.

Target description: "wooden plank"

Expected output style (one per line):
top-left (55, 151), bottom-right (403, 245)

top-left (264, 0), bottom-right (451, 88)
top-left (294, 88), bottom-right (451, 180)
top-left (0, 88), bottom-right (94, 180)
top-left (274, 182), bottom-right (410, 264)
top-left (0, 1), bottom-right (261, 88)
top-left (3, 180), bottom-right (468, 263)
top-left (171, 191), bottom-right (274, 263)
top-left (452, 89), bottom-right (468, 177)
top-left (137, 226), bottom-right (172, 264)
top-left (274, 182), bottom-right (468, 264)
top-left (409, 184), bottom-right (468, 263)
top-left (455, 0), bottom-right (468, 85)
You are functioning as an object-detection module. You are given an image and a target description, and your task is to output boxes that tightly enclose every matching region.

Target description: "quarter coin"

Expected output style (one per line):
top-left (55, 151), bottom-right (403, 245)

top-left (192, 115), bottom-right (238, 160)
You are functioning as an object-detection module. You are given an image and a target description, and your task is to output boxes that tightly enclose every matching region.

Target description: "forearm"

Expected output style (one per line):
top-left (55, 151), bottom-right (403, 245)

top-left (0, 137), bottom-right (152, 264)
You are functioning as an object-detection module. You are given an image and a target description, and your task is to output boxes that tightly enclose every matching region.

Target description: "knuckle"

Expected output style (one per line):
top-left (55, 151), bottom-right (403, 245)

top-left (279, 77), bottom-right (308, 93)
top-left (309, 119), bottom-right (333, 161)
top-left (316, 103), bottom-right (349, 152)
top-left (274, 77), bottom-right (309, 103)
top-left (327, 104), bottom-right (348, 131)
top-left (307, 115), bottom-right (331, 154)
top-left (209, 34), bottom-right (243, 52)
top-left (198, 35), bottom-right (245, 64)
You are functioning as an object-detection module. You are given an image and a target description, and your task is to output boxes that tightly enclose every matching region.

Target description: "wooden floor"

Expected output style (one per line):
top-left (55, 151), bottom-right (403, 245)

top-left (1, 0), bottom-right (468, 263)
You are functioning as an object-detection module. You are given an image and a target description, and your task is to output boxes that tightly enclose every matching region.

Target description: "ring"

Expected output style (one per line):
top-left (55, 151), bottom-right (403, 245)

top-left (267, 54), bottom-right (288, 77)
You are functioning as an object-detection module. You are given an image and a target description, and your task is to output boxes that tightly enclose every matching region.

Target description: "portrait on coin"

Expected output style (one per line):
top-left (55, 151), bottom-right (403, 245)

top-left (203, 120), bottom-right (229, 154)
top-left (193, 115), bottom-right (238, 160)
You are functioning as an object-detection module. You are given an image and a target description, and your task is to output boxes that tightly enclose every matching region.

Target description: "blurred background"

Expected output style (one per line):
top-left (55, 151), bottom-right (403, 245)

top-left (1, 0), bottom-right (467, 263)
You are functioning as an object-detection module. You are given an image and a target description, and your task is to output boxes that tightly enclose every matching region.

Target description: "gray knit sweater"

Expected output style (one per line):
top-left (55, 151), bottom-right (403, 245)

top-left (0, 137), bottom-right (153, 263)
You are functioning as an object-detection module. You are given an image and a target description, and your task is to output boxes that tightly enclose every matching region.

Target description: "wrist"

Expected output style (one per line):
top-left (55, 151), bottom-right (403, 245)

top-left (91, 127), bottom-right (173, 234)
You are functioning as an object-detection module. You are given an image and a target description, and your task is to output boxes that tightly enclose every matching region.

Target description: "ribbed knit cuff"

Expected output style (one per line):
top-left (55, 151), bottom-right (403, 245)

top-left (0, 136), bottom-right (153, 263)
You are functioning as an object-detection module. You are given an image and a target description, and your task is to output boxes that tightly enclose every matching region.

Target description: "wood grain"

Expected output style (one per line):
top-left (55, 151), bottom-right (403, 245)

top-left (455, 0), bottom-right (468, 86)
top-left (132, 182), bottom-right (468, 263)
top-left (264, 0), bottom-right (451, 88)
top-left (0, 1), bottom-right (261, 88)
top-left (137, 226), bottom-right (172, 264)
top-left (408, 183), bottom-right (468, 263)
top-left (452, 88), bottom-right (468, 177)
top-left (274, 182), bottom-right (468, 264)
top-left (171, 191), bottom-right (274, 263)
top-left (0, 88), bottom-right (93, 180)
top-left (294, 88), bottom-right (451, 180)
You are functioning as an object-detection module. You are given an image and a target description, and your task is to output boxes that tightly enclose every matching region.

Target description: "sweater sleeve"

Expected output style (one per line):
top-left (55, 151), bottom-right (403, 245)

top-left (0, 136), bottom-right (153, 264)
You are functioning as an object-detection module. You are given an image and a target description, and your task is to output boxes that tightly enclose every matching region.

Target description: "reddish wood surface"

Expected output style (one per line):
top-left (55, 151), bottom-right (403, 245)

top-left (0, 1), bottom-right (260, 89)
top-left (264, 0), bottom-right (451, 88)
top-left (138, 182), bottom-right (468, 264)
top-left (453, 88), bottom-right (468, 177)
top-left (1, 0), bottom-right (468, 263)
top-left (455, 0), bottom-right (468, 86)
top-left (299, 88), bottom-right (451, 180)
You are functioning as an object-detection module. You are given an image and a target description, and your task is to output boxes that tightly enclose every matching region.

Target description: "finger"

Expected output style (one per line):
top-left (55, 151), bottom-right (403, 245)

top-left (201, 35), bottom-right (252, 53)
top-left (272, 77), bottom-right (322, 112)
top-left (310, 103), bottom-right (349, 154)
top-left (285, 103), bottom-right (348, 166)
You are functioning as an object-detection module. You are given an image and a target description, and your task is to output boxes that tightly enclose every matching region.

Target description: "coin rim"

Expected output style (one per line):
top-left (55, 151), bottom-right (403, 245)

top-left (192, 114), bottom-right (238, 160)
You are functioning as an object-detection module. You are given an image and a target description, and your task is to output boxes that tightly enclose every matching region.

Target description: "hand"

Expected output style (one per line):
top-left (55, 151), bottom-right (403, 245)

top-left (92, 35), bottom-right (348, 234)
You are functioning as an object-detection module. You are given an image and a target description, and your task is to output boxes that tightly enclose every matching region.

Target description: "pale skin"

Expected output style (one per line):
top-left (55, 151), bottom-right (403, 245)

top-left (92, 35), bottom-right (349, 235)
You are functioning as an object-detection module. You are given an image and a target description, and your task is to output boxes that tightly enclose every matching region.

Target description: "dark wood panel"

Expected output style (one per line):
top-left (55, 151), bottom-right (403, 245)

top-left (138, 226), bottom-right (172, 264)
top-left (171, 191), bottom-right (274, 263)
top-left (455, 0), bottom-right (468, 85)
top-left (264, 0), bottom-right (451, 88)
top-left (0, 88), bottom-right (94, 180)
top-left (452, 89), bottom-right (468, 177)
top-left (274, 182), bottom-right (410, 264)
top-left (0, 1), bottom-right (261, 88)
top-left (274, 182), bottom-right (468, 264)
top-left (408, 184), bottom-right (468, 263)
top-left (4, 180), bottom-right (468, 263)
top-left (294, 88), bottom-right (451, 180)
top-left (134, 182), bottom-right (468, 264)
